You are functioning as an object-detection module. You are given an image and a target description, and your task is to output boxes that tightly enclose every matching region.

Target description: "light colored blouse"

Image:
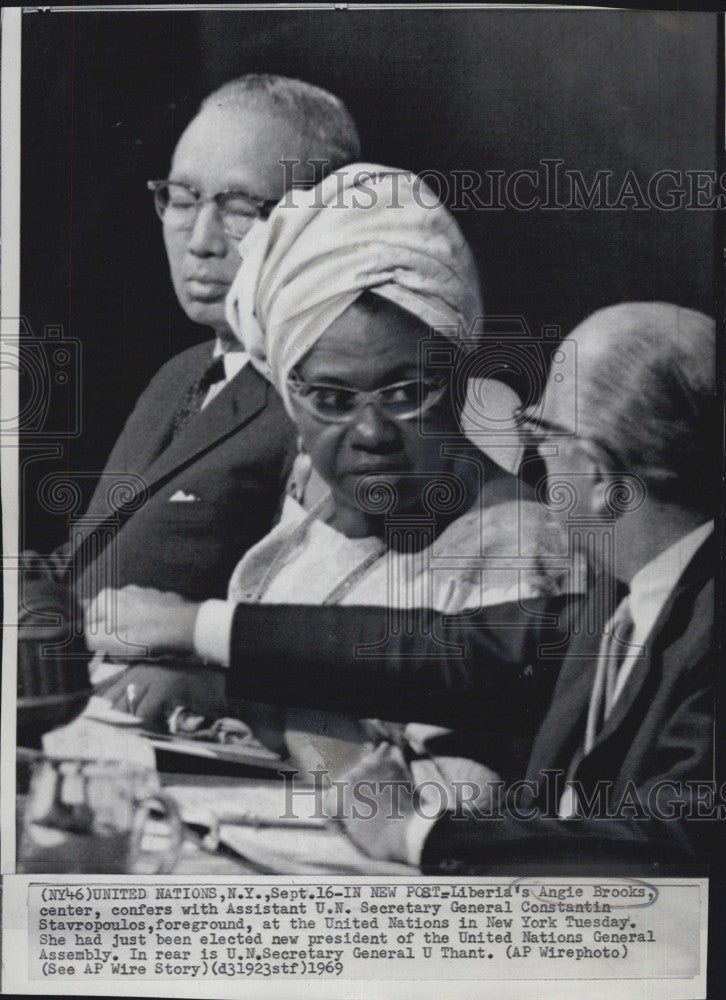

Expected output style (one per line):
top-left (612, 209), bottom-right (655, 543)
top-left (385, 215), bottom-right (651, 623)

top-left (227, 491), bottom-right (573, 613)
top-left (199, 489), bottom-right (577, 781)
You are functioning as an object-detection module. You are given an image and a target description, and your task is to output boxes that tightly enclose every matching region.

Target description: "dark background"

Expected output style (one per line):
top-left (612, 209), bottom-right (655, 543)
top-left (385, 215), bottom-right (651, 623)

top-left (20, 8), bottom-right (717, 551)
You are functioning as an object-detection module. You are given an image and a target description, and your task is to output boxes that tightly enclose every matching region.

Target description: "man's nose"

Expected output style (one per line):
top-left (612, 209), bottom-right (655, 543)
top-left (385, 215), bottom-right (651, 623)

top-left (348, 403), bottom-right (400, 449)
top-left (186, 203), bottom-right (229, 257)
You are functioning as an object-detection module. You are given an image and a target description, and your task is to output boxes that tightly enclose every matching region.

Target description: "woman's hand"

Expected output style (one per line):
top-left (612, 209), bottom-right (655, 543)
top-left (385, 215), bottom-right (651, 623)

top-left (84, 585), bottom-right (200, 658)
top-left (91, 662), bottom-right (228, 731)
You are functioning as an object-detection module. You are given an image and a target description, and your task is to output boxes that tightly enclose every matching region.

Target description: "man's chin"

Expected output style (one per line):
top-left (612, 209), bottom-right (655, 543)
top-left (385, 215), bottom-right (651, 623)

top-left (181, 299), bottom-right (228, 333)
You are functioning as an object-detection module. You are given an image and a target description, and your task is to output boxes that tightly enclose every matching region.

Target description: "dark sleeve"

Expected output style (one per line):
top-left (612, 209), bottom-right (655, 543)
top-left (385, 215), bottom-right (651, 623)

top-left (421, 650), bottom-right (715, 870)
top-left (226, 595), bottom-right (575, 727)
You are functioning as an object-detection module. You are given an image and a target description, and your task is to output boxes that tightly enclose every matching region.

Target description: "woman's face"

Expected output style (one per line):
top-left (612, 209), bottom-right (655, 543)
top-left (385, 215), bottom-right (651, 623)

top-left (290, 296), bottom-right (462, 532)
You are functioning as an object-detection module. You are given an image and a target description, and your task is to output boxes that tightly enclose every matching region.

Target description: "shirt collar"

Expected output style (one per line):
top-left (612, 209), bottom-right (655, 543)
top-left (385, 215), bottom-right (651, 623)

top-left (213, 338), bottom-right (249, 382)
top-left (628, 519), bottom-right (714, 631)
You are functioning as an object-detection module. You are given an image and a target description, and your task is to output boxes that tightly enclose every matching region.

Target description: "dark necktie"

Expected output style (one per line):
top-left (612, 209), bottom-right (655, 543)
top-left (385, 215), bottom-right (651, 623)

top-left (559, 594), bottom-right (635, 818)
top-left (169, 354), bottom-right (226, 442)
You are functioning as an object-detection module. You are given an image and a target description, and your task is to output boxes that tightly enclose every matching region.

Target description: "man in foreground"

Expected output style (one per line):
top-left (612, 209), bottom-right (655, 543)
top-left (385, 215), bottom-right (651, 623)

top-left (337, 300), bottom-right (716, 868)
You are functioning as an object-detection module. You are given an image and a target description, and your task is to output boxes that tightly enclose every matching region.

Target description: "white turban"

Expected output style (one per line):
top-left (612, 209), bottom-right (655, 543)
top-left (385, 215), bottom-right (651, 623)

top-left (225, 163), bottom-right (483, 414)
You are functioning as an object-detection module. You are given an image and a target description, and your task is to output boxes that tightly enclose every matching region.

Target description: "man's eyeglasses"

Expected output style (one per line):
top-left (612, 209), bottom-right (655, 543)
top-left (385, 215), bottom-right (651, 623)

top-left (286, 372), bottom-right (449, 424)
top-left (147, 180), bottom-right (279, 240)
top-left (516, 405), bottom-right (624, 469)
top-left (515, 406), bottom-right (574, 440)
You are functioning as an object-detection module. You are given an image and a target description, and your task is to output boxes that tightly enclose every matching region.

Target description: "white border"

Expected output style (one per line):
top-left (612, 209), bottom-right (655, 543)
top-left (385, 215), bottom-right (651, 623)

top-left (1, 4), bottom-right (23, 875)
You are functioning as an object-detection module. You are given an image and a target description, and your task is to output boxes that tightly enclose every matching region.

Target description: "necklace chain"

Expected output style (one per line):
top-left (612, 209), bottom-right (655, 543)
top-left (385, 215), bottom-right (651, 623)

top-left (250, 495), bottom-right (385, 605)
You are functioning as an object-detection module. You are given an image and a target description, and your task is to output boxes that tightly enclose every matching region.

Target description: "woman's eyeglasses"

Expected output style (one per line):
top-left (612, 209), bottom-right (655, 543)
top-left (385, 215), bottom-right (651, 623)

top-left (147, 180), bottom-right (278, 240)
top-left (287, 372), bottom-right (449, 424)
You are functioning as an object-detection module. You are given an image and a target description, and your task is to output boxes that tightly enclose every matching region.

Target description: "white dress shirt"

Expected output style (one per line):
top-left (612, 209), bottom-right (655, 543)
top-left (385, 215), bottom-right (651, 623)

top-left (609, 518), bottom-right (713, 707)
top-left (201, 341), bottom-right (249, 409)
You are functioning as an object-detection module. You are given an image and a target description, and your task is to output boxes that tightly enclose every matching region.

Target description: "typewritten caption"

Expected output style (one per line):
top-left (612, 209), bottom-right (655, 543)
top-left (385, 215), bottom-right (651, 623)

top-left (28, 879), bottom-right (702, 982)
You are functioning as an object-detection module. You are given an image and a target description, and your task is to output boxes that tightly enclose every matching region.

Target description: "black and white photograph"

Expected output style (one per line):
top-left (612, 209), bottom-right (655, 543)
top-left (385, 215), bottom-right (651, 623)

top-left (2, 5), bottom-right (722, 998)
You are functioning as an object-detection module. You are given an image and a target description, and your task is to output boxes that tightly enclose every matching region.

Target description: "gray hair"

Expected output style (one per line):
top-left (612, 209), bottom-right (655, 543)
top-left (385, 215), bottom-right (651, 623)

top-left (570, 302), bottom-right (716, 514)
top-left (199, 74), bottom-right (360, 173)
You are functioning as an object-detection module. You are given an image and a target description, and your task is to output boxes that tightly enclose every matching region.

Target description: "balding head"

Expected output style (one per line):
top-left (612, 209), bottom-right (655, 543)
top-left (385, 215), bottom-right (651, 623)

top-left (545, 302), bottom-right (715, 514)
top-left (199, 74), bottom-right (360, 177)
top-left (162, 74), bottom-right (360, 337)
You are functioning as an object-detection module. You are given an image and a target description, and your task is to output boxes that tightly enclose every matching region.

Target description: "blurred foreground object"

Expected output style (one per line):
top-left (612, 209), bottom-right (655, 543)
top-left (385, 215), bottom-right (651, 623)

top-left (18, 717), bottom-right (182, 873)
top-left (17, 554), bottom-right (91, 746)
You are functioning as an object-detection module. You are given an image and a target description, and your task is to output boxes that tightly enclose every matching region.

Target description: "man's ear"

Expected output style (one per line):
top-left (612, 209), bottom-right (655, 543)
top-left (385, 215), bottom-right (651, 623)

top-left (580, 442), bottom-right (622, 520)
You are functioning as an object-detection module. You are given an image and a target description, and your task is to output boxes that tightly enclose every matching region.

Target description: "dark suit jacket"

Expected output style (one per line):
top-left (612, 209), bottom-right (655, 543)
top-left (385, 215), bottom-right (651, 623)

top-left (225, 536), bottom-right (714, 867)
top-left (420, 534), bottom-right (715, 869)
top-left (38, 340), bottom-right (296, 602)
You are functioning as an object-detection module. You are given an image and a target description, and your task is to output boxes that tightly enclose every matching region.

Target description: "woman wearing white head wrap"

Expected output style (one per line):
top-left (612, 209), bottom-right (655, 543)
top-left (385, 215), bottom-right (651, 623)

top-left (215, 165), bottom-right (571, 777)
top-left (220, 165), bottom-right (565, 607)
top-left (226, 164), bottom-right (483, 413)
top-left (82, 165), bottom-right (573, 790)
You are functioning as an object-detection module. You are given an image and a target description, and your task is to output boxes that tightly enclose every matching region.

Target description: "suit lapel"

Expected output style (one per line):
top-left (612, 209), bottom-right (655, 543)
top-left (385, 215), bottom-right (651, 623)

top-left (70, 361), bottom-right (271, 567)
top-left (527, 575), bottom-right (627, 775)
top-left (527, 632), bottom-right (600, 773)
top-left (123, 341), bottom-right (216, 476)
top-left (139, 381), bottom-right (201, 475)
top-left (139, 361), bottom-right (268, 492)
top-left (593, 535), bottom-right (714, 746)
top-left (529, 539), bottom-right (714, 780)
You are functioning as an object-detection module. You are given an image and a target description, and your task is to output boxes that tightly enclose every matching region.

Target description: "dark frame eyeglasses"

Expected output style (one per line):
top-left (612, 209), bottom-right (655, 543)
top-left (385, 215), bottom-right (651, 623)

top-left (147, 180), bottom-right (278, 240)
top-left (286, 372), bottom-right (449, 424)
